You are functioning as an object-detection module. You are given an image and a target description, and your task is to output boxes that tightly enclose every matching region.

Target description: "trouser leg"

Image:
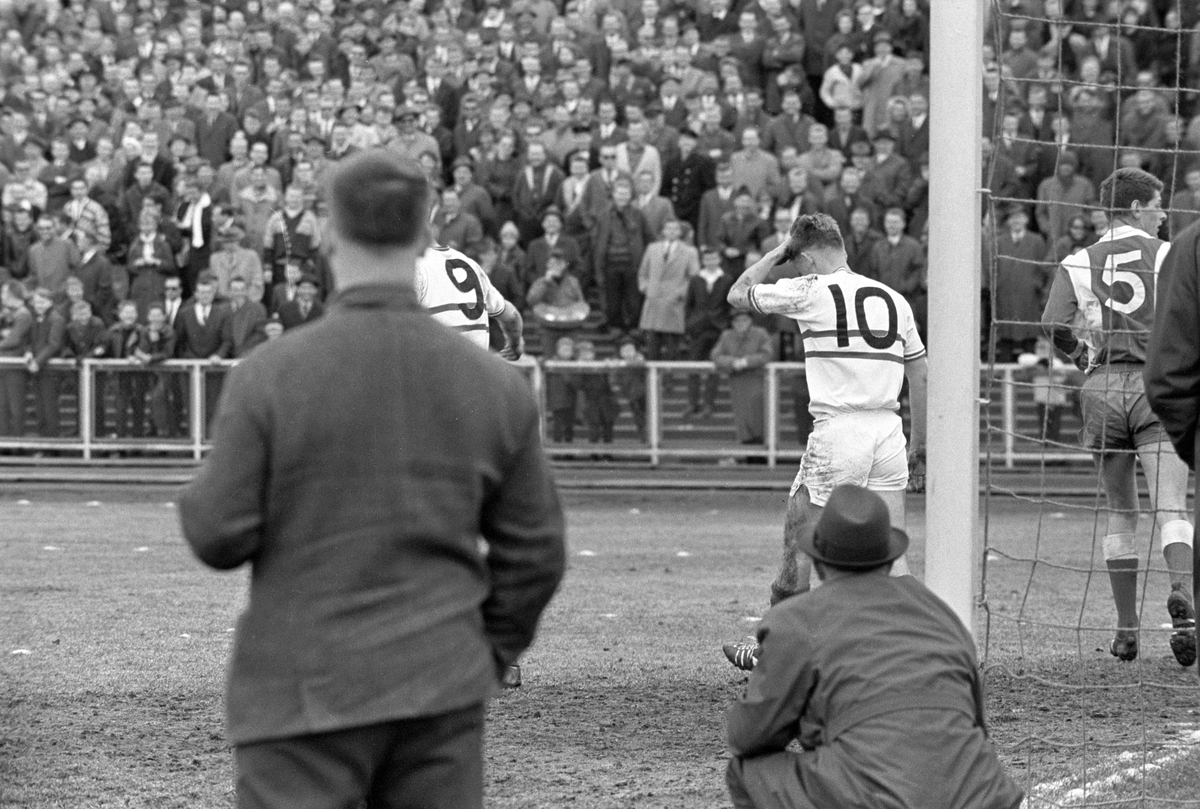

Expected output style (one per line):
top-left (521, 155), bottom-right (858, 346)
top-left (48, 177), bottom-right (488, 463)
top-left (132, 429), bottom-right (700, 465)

top-left (726, 752), bottom-right (814, 809)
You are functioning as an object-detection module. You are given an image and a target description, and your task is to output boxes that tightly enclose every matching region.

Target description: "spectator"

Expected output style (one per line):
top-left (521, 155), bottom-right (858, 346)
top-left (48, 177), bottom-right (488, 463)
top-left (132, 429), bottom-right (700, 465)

top-left (546, 334), bottom-right (579, 443)
top-left (222, 276), bottom-right (269, 359)
top-left (592, 176), bottom-right (654, 336)
top-left (574, 340), bottom-right (619, 447)
top-left (992, 204), bottom-right (1049, 362)
top-left (496, 222), bottom-right (529, 296)
top-left (859, 129), bottom-right (913, 214)
top-left (277, 275), bottom-right (325, 331)
top-left (511, 141), bottom-right (564, 245)
top-left (1035, 152), bottom-right (1096, 244)
top-left (698, 162), bottom-right (738, 251)
top-left (615, 119), bottom-right (663, 198)
top-left (612, 338), bottom-right (648, 441)
top-left (63, 299), bottom-right (109, 436)
top-left (176, 273), bottom-right (231, 429)
top-left (137, 302), bottom-right (179, 439)
top-left (25, 216), bottom-right (79, 302)
top-left (433, 187), bottom-right (485, 255)
top-left (795, 124), bottom-right (846, 195)
top-left (823, 164), bottom-right (876, 234)
top-left (449, 159), bottom-right (497, 237)
top-left (828, 105), bottom-right (870, 158)
top-left (126, 209), bottom-right (177, 322)
top-left (711, 309), bottom-right (773, 449)
top-left (633, 169), bottom-right (677, 239)
top-left (262, 186), bottom-right (319, 287)
top-left (106, 299), bottom-right (148, 439)
top-left (685, 244), bottom-right (734, 418)
top-left (1168, 166), bottom-right (1200, 239)
top-left (663, 130), bottom-right (715, 231)
top-left (215, 226), bottom-right (267, 303)
top-left (0, 280), bottom-right (32, 438)
top-left (730, 128), bottom-right (782, 202)
top-left (62, 179), bottom-right (111, 254)
top-left (2, 202), bottom-right (37, 280)
top-left (638, 219), bottom-right (697, 361)
top-left (527, 249), bottom-right (588, 356)
top-left (856, 31), bottom-right (908, 138)
top-left (725, 485), bottom-right (1023, 809)
top-left (524, 207), bottom-right (583, 287)
top-left (473, 241), bottom-right (521, 315)
top-left (844, 207), bottom-right (883, 275)
top-left (719, 188), bottom-right (767, 274)
top-left (557, 151), bottom-right (596, 241)
top-left (27, 287), bottom-right (65, 439)
top-left (866, 207), bottom-right (926, 335)
top-left (1045, 214), bottom-right (1099, 266)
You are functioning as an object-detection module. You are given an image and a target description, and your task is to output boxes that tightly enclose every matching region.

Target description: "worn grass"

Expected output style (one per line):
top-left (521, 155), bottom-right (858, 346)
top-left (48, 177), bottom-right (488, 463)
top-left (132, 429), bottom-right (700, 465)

top-left (1, 488), bottom-right (1198, 807)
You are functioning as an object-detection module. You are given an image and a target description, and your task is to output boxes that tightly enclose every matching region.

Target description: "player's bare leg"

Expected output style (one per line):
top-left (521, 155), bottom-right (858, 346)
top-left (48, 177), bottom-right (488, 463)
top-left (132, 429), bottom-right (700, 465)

top-left (1137, 440), bottom-right (1196, 666)
top-left (771, 489), bottom-right (820, 604)
top-left (1098, 449), bottom-right (1141, 660)
top-left (726, 485), bottom-right (911, 671)
top-left (876, 488), bottom-right (911, 578)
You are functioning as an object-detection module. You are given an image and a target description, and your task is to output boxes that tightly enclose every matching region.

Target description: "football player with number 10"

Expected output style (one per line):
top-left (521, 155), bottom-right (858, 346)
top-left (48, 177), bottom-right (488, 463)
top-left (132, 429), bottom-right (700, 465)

top-left (721, 212), bottom-right (929, 671)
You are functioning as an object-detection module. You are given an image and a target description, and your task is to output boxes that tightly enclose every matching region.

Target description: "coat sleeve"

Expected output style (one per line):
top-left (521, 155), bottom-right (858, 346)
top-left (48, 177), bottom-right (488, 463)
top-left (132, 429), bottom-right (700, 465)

top-left (479, 378), bottom-right (567, 669)
top-left (177, 358), bottom-right (269, 569)
top-left (1145, 223), bottom-right (1200, 469)
top-left (34, 313), bottom-right (66, 366)
top-left (727, 606), bottom-right (816, 756)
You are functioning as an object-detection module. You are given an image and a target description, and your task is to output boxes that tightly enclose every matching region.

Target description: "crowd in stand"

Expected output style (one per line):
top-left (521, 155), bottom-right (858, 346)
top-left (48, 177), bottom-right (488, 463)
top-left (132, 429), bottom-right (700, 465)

top-left (0, 0), bottom-right (1194, 445)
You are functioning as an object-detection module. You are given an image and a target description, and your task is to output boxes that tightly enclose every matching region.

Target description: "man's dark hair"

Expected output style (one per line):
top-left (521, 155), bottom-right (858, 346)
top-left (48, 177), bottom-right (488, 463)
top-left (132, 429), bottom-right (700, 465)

top-left (326, 149), bottom-right (431, 248)
top-left (1098, 167), bottom-right (1163, 214)
top-left (785, 212), bottom-right (845, 259)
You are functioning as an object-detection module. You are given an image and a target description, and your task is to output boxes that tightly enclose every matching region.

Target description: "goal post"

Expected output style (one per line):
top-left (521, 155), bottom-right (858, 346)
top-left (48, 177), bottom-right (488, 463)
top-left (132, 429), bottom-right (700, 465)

top-left (925, 1), bottom-right (983, 632)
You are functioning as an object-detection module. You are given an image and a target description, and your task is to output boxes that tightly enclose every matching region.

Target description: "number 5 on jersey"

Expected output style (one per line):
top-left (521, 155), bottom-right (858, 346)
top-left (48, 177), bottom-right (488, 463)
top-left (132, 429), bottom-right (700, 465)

top-left (1101, 251), bottom-right (1148, 315)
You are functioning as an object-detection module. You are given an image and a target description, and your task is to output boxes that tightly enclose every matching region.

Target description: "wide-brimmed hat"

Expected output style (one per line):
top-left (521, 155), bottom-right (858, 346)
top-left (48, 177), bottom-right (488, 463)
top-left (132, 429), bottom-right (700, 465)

top-left (796, 485), bottom-right (909, 569)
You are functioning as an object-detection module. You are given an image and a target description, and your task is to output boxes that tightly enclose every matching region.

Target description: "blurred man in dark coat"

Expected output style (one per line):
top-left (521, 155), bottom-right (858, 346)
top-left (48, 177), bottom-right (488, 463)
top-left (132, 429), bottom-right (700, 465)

top-left (1148, 217), bottom-right (1200, 472)
top-left (726, 485), bottom-right (1023, 809)
top-left (179, 150), bottom-right (565, 809)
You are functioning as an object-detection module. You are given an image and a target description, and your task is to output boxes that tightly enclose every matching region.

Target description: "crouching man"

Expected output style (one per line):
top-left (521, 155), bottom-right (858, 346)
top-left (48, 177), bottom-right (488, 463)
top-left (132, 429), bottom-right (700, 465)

top-left (725, 485), bottom-right (1022, 809)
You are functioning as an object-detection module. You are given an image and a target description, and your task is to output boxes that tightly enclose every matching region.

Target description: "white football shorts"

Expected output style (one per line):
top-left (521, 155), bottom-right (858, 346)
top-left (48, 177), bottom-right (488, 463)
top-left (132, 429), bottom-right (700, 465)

top-left (791, 409), bottom-right (908, 507)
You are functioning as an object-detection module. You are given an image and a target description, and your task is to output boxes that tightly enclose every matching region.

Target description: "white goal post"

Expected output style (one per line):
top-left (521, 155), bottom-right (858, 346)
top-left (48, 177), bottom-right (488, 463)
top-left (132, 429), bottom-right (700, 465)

top-left (926, 1), bottom-right (983, 632)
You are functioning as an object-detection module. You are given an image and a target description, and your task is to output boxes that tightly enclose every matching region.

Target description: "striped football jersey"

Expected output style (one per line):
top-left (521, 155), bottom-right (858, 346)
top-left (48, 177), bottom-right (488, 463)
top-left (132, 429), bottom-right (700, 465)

top-left (1042, 224), bottom-right (1169, 367)
top-left (749, 268), bottom-right (925, 420)
top-left (416, 245), bottom-right (507, 350)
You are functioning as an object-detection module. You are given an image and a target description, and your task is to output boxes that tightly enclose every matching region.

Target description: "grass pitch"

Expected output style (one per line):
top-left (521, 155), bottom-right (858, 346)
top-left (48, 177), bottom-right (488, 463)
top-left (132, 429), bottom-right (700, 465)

top-left (1, 487), bottom-right (1197, 807)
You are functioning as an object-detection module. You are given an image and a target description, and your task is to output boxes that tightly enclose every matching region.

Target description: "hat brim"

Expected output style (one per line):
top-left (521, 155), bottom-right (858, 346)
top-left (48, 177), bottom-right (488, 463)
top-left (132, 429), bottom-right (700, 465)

top-left (796, 524), bottom-right (910, 569)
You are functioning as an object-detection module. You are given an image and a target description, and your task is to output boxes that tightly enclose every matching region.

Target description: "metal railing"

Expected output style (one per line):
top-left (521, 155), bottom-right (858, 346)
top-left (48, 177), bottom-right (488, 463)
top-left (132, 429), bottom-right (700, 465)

top-left (0, 357), bottom-right (1087, 468)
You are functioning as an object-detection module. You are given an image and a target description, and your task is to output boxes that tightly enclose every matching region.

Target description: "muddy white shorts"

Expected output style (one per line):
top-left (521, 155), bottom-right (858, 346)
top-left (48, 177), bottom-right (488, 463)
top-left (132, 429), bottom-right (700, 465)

top-left (790, 410), bottom-right (908, 507)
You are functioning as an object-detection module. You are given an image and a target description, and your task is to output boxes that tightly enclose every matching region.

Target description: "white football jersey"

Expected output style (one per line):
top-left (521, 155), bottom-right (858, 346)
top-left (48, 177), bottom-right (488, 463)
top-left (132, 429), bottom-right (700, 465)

top-left (749, 269), bottom-right (925, 420)
top-left (416, 245), bottom-right (507, 350)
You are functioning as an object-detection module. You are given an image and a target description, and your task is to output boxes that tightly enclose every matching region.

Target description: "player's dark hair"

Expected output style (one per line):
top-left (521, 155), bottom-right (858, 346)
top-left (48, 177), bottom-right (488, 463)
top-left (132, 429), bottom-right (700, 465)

top-left (1098, 167), bottom-right (1162, 214)
top-left (326, 149), bottom-right (431, 248)
top-left (785, 213), bottom-right (845, 260)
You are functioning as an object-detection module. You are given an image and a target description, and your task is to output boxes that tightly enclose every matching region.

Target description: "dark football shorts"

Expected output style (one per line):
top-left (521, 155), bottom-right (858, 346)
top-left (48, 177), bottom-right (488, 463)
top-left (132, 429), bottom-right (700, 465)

top-left (1079, 369), bottom-right (1168, 452)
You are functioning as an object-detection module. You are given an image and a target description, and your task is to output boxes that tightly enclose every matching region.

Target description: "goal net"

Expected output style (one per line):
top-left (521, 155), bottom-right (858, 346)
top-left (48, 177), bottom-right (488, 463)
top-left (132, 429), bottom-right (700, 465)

top-left (978, 2), bottom-right (1200, 805)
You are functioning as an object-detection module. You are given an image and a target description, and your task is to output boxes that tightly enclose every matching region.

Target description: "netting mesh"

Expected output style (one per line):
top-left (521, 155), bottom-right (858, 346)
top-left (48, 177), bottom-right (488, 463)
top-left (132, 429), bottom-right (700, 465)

top-left (979, 2), bottom-right (1199, 805)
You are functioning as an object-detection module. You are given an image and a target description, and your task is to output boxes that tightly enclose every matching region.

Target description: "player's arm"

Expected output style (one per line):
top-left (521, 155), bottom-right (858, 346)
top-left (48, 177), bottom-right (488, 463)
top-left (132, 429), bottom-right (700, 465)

top-left (727, 240), bottom-right (790, 311)
top-left (1040, 262), bottom-right (1087, 369)
top-left (905, 354), bottom-right (928, 493)
top-left (494, 299), bottom-right (525, 361)
top-left (475, 261), bottom-right (524, 360)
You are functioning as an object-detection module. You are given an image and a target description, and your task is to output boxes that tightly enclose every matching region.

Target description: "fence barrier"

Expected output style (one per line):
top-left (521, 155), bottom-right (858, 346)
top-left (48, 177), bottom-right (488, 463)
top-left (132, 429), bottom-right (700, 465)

top-left (0, 357), bottom-right (1088, 469)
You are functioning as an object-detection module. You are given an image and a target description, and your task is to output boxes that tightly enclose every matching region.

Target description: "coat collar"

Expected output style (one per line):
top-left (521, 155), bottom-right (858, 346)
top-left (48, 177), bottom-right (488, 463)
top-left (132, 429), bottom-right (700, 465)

top-left (331, 283), bottom-right (421, 311)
